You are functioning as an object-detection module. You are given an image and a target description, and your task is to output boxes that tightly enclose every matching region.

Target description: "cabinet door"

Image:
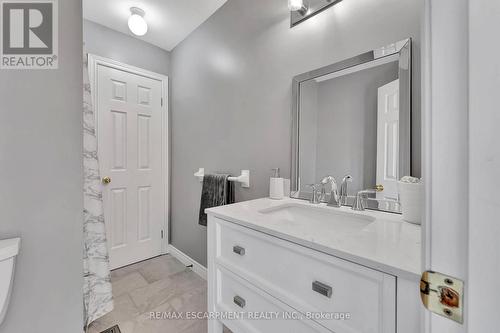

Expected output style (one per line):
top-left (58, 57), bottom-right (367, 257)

top-left (215, 265), bottom-right (331, 333)
top-left (213, 217), bottom-right (396, 333)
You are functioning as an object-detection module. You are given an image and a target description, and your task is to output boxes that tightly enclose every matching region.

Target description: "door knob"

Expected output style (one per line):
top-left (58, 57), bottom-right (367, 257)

top-left (102, 176), bottom-right (112, 184)
top-left (375, 184), bottom-right (384, 192)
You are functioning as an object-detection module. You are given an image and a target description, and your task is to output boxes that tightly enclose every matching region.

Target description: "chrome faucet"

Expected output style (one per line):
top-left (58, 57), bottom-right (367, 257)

top-left (321, 176), bottom-right (341, 207)
top-left (339, 175), bottom-right (353, 205)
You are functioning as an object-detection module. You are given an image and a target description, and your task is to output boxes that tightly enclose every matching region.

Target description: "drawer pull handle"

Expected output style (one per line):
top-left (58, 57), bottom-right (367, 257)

top-left (312, 281), bottom-right (333, 298)
top-left (233, 295), bottom-right (246, 308)
top-left (233, 245), bottom-right (245, 256)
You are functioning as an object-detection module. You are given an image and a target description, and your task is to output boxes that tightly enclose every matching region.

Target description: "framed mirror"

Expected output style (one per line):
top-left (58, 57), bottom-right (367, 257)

top-left (291, 39), bottom-right (414, 213)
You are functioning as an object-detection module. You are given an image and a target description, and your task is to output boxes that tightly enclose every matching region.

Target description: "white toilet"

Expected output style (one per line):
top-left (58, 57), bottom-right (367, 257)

top-left (0, 238), bottom-right (20, 325)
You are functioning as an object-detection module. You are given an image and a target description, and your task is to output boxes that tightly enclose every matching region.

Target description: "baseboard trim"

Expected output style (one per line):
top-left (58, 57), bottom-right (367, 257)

top-left (167, 244), bottom-right (207, 280)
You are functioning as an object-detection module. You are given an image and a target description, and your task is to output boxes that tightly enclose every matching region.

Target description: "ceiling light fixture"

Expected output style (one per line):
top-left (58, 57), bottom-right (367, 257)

top-left (128, 7), bottom-right (148, 36)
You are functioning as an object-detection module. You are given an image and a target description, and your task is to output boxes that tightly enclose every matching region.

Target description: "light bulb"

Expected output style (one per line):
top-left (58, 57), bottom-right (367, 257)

top-left (128, 7), bottom-right (148, 36)
top-left (288, 0), bottom-right (304, 11)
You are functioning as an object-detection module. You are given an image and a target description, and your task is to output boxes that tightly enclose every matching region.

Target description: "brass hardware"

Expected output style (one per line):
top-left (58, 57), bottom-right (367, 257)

top-left (102, 176), bottom-right (112, 185)
top-left (375, 184), bottom-right (384, 192)
top-left (420, 271), bottom-right (464, 324)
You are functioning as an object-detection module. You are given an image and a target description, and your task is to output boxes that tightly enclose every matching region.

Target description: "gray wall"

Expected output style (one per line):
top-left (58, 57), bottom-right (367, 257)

top-left (170, 0), bottom-right (422, 266)
top-left (84, 20), bottom-right (171, 76)
top-left (0, 0), bottom-right (84, 332)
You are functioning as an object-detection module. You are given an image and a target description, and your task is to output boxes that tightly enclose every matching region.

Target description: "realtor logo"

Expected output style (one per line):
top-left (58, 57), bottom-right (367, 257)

top-left (1, 0), bottom-right (58, 69)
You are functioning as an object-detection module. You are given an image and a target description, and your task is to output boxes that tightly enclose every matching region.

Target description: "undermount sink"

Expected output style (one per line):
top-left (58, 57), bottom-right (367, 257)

top-left (259, 203), bottom-right (375, 232)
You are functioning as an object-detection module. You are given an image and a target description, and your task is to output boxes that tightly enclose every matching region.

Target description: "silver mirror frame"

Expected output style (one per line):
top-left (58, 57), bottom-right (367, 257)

top-left (290, 38), bottom-right (412, 201)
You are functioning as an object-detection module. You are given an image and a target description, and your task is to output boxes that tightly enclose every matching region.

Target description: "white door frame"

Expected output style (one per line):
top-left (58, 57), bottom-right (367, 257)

top-left (423, 0), bottom-right (500, 331)
top-left (87, 54), bottom-right (170, 255)
top-left (422, 0), bottom-right (480, 332)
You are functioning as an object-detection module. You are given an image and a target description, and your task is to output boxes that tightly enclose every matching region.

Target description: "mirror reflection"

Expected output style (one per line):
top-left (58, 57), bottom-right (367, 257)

top-left (292, 39), bottom-right (419, 213)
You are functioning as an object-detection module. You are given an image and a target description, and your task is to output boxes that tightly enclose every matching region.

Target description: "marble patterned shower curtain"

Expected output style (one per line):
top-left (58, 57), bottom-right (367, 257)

top-left (83, 52), bottom-right (114, 328)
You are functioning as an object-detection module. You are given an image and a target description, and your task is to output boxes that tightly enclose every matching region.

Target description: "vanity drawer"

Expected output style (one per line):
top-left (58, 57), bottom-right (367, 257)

top-left (215, 264), bottom-right (331, 333)
top-left (213, 217), bottom-right (396, 333)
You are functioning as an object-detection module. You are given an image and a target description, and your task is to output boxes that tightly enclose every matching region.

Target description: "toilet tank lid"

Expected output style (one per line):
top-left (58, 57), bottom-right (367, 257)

top-left (0, 238), bottom-right (20, 261)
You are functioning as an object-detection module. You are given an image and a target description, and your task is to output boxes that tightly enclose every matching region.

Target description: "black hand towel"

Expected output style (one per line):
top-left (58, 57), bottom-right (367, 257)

top-left (199, 174), bottom-right (235, 226)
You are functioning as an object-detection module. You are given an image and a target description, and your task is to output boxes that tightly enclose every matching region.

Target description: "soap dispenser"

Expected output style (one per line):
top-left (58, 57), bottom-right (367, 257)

top-left (269, 168), bottom-right (284, 200)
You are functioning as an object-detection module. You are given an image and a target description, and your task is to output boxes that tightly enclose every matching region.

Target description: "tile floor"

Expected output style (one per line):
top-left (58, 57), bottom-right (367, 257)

top-left (88, 255), bottom-right (209, 333)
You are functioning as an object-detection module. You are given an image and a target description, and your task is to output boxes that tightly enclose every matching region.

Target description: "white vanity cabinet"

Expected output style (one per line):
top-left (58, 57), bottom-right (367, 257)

top-left (207, 199), bottom-right (422, 333)
top-left (207, 217), bottom-right (420, 332)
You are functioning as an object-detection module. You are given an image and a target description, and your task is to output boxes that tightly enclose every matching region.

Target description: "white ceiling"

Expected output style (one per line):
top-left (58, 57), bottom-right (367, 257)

top-left (83, 0), bottom-right (228, 51)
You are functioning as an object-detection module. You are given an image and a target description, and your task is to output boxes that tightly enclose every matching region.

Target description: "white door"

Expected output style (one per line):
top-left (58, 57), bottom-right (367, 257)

top-left (97, 64), bottom-right (165, 270)
top-left (376, 79), bottom-right (399, 200)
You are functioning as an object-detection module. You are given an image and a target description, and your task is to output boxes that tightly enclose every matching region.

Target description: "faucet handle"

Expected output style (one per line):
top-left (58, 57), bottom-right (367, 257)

top-left (306, 184), bottom-right (321, 204)
top-left (352, 189), bottom-right (376, 211)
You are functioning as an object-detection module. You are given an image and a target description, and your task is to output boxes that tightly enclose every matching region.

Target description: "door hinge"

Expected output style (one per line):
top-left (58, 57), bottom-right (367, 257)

top-left (161, 98), bottom-right (163, 106)
top-left (161, 230), bottom-right (164, 239)
top-left (420, 271), bottom-right (464, 324)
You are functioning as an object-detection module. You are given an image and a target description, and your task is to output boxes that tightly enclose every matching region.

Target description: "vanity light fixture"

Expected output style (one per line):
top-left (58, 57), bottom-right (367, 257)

top-left (288, 0), bottom-right (309, 15)
top-left (128, 7), bottom-right (148, 36)
top-left (290, 0), bottom-right (343, 27)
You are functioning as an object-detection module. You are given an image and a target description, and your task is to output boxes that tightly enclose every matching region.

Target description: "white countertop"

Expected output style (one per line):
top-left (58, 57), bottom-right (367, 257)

top-left (206, 198), bottom-right (421, 280)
